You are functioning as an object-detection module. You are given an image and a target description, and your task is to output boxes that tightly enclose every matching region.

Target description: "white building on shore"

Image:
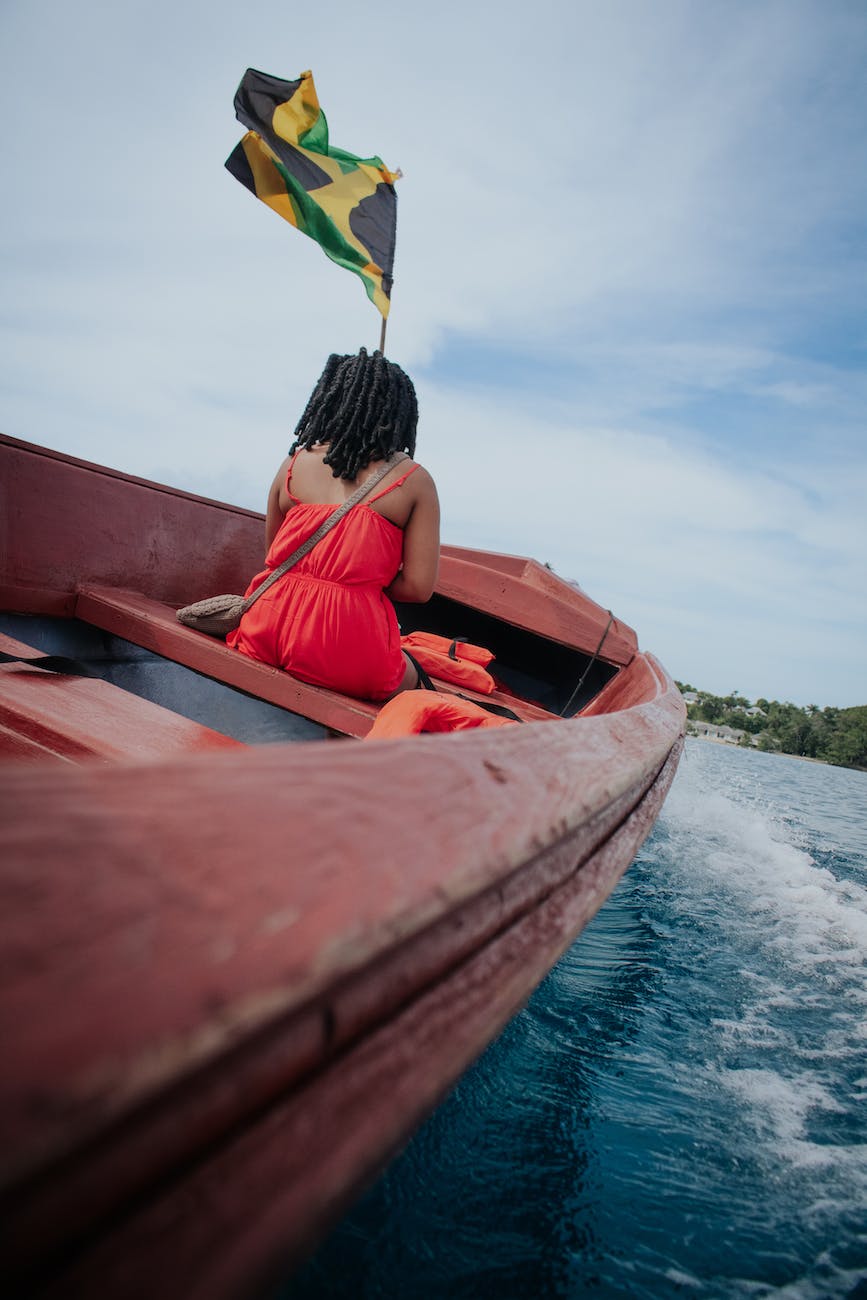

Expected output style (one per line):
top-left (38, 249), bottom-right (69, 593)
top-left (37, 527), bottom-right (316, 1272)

top-left (687, 721), bottom-right (755, 746)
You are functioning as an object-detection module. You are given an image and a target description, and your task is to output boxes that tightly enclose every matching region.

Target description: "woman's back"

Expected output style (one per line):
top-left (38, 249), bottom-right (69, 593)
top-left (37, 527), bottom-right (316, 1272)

top-left (267, 445), bottom-right (439, 605)
top-left (272, 444), bottom-right (424, 527)
top-left (266, 449), bottom-right (418, 587)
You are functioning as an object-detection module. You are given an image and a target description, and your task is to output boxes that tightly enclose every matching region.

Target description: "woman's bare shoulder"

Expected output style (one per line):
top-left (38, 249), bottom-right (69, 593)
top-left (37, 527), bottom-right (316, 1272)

top-left (407, 461), bottom-right (438, 494)
top-left (269, 454), bottom-right (295, 508)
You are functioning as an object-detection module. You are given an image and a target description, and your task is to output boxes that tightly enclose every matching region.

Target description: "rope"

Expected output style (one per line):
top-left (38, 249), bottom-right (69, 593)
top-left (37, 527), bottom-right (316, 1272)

top-left (559, 611), bottom-right (615, 717)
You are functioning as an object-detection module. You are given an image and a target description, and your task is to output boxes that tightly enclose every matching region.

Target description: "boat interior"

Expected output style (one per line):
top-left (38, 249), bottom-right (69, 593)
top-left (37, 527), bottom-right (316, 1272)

top-left (0, 603), bottom-right (616, 764)
top-left (0, 433), bottom-right (641, 762)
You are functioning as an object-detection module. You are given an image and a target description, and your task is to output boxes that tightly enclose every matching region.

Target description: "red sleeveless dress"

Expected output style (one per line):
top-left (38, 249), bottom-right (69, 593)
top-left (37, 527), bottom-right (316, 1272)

top-left (227, 455), bottom-right (418, 700)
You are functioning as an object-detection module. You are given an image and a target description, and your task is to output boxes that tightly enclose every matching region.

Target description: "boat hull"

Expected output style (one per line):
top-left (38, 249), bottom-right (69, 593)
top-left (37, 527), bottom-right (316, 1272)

top-left (0, 433), bottom-right (686, 1296)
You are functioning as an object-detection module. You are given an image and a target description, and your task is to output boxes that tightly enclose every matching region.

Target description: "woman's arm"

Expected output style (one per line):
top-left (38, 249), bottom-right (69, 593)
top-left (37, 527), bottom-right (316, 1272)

top-left (264, 457), bottom-right (292, 551)
top-left (385, 469), bottom-right (440, 603)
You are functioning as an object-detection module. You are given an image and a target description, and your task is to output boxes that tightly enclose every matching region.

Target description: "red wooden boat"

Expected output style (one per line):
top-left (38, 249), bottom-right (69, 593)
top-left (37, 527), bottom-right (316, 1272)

top-left (0, 432), bottom-right (685, 1298)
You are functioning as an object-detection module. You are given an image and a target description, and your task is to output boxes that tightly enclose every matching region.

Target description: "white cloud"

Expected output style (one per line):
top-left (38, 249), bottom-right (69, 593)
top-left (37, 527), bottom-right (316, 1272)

top-left (417, 381), bottom-right (866, 705)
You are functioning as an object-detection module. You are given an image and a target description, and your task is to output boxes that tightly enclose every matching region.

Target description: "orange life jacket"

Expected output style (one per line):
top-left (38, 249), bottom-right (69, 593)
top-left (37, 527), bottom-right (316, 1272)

top-left (399, 632), bottom-right (496, 695)
top-left (366, 691), bottom-right (516, 739)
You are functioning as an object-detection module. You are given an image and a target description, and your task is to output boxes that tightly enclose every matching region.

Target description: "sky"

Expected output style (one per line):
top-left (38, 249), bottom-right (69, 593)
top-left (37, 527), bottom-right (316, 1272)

top-left (1, 0), bottom-right (865, 708)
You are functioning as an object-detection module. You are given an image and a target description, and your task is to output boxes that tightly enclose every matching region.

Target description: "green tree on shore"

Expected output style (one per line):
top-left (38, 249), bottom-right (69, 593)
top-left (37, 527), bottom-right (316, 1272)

top-left (821, 706), bottom-right (867, 769)
top-left (675, 684), bottom-right (867, 771)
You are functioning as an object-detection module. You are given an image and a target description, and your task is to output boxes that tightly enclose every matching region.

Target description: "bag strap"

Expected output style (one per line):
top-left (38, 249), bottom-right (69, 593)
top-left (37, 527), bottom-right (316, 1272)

top-left (242, 453), bottom-right (407, 614)
top-left (403, 649), bottom-right (437, 692)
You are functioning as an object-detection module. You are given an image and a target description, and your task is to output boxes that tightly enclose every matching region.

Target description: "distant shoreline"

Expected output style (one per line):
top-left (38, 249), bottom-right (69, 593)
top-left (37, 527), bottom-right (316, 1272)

top-left (680, 689), bottom-right (866, 773)
top-left (686, 734), bottom-right (857, 769)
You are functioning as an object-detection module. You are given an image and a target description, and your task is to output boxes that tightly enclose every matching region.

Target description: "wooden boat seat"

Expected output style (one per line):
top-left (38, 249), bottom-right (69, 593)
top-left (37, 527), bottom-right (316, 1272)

top-left (73, 586), bottom-right (557, 739)
top-left (0, 629), bottom-right (242, 763)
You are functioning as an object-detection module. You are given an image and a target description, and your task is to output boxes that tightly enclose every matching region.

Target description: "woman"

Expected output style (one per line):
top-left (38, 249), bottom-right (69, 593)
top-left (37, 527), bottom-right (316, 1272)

top-left (228, 349), bottom-right (440, 700)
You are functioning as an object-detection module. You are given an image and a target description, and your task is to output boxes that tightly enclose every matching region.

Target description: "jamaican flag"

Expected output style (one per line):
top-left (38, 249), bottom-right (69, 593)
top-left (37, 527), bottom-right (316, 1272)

top-left (226, 68), bottom-right (398, 318)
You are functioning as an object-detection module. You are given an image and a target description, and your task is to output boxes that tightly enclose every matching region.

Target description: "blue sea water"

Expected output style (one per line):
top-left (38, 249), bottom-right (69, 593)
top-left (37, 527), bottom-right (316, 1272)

top-left (282, 741), bottom-right (867, 1299)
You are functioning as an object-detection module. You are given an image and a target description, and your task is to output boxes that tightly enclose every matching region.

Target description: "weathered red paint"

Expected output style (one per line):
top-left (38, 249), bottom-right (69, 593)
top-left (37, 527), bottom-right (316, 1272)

top-left (438, 546), bottom-right (638, 668)
top-left (579, 650), bottom-right (663, 715)
top-left (34, 743), bottom-right (682, 1300)
top-left (0, 434), bottom-right (264, 605)
top-left (0, 630), bottom-right (241, 761)
top-left (0, 434), bottom-right (686, 1296)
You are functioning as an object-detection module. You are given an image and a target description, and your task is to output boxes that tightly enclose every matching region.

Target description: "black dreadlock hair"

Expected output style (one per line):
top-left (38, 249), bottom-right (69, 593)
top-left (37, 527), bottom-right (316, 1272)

top-left (289, 348), bottom-right (418, 480)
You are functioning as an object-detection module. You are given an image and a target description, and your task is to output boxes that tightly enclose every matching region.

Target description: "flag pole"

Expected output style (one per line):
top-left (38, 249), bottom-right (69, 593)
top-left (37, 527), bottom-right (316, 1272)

top-left (379, 314), bottom-right (387, 354)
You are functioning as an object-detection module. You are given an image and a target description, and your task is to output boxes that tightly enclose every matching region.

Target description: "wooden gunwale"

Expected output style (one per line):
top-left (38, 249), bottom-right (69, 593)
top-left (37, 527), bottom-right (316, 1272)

top-left (1, 727), bottom-right (683, 1298)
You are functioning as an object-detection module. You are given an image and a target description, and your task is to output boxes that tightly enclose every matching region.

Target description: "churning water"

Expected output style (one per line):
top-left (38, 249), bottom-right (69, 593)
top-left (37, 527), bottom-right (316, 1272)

top-left (283, 740), bottom-right (867, 1299)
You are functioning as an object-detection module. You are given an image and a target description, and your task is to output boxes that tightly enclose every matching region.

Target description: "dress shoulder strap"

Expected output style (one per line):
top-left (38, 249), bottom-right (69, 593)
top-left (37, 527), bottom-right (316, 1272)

top-left (367, 461), bottom-right (420, 504)
top-left (284, 449), bottom-right (303, 502)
